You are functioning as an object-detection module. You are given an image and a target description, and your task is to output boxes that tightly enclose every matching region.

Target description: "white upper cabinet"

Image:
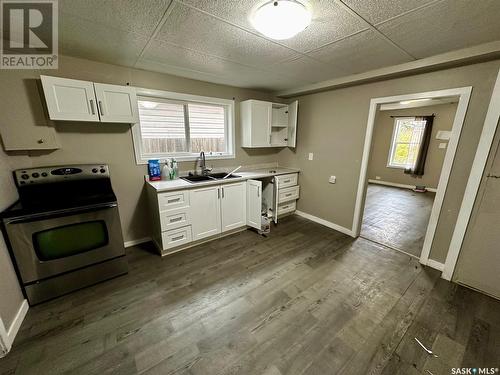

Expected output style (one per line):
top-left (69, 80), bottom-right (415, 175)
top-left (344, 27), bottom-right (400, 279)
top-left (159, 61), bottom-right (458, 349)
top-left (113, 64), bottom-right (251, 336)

top-left (41, 75), bottom-right (99, 122)
top-left (94, 83), bottom-right (139, 123)
top-left (40, 75), bottom-right (138, 124)
top-left (241, 100), bottom-right (271, 147)
top-left (246, 180), bottom-right (262, 230)
top-left (241, 99), bottom-right (298, 148)
top-left (221, 181), bottom-right (247, 232)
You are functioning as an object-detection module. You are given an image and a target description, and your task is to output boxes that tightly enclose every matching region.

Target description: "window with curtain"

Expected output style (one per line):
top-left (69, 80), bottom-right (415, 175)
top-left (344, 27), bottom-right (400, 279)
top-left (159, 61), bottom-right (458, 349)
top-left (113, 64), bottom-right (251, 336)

top-left (132, 91), bottom-right (234, 163)
top-left (387, 117), bottom-right (427, 169)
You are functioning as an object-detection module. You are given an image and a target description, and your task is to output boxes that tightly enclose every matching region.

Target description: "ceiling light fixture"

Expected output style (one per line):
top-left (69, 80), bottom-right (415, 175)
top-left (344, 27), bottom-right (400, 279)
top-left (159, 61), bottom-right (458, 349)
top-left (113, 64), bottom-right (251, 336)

top-left (251, 0), bottom-right (311, 40)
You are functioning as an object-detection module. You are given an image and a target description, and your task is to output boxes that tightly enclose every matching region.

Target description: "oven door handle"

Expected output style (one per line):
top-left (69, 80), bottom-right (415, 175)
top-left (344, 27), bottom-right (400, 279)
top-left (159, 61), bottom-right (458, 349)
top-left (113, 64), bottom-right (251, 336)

top-left (4, 202), bottom-right (118, 224)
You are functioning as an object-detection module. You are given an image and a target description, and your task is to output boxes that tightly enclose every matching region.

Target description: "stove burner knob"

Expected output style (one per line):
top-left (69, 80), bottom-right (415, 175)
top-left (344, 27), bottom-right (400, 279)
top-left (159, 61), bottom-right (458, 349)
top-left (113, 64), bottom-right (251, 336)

top-left (92, 168), bottom-right (98, 173)
top-left (100, 168), bottom-right (106, 173)
top-left (21, 174), bottom-right (29, 180)
top-left (41, 172), bottom-right (48, 177)
top-left (32, 172), bottom-right (40, 178)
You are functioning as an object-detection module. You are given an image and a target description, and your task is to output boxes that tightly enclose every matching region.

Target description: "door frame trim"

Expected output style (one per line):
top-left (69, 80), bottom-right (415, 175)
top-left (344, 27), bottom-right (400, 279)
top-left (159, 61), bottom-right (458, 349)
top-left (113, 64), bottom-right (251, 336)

top-left (442, 68), bottom-right (500, 280)
top-left (352, 86), bottom-right (473, 269)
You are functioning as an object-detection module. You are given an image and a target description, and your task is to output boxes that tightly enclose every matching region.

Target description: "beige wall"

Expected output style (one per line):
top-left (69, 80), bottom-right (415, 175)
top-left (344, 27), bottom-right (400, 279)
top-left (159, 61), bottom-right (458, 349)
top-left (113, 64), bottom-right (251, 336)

top-left (0, 55), bottom-right (280, 243)
top-left (0, 149), bottom-right (26, 329)
top-left (278, 60), bottom-right (500, 263)
top-left (368, 103), bottom-right (457, 189)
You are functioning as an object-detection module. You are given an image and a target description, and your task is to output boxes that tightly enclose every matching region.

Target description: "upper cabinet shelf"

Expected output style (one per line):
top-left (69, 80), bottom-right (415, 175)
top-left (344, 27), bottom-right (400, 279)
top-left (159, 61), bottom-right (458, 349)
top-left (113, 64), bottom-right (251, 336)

top-left (40, 75), bottom-right (139, 124)
top-left (241, 99), bottom-right (298, 148)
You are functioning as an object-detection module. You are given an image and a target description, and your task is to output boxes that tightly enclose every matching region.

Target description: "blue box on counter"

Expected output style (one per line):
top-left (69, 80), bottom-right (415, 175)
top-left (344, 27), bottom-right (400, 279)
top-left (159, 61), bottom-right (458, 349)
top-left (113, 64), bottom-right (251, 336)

top-left (148, 159), bottom-right (161, 181)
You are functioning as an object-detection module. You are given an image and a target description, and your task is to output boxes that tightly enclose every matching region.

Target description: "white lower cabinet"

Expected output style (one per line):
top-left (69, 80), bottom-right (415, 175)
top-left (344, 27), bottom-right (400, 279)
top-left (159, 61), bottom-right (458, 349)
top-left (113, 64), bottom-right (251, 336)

top-left (148, 173), bottom-right (299, 255)
top-left (221, 182), bottom-right (247, 232)
top-left (190, 185), bottom-right (222, 241)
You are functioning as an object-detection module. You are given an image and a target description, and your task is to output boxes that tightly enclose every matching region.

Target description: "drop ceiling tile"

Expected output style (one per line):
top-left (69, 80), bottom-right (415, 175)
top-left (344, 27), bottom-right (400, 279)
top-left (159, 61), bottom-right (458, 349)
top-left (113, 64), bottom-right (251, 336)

top-left (155, 2), bottom-right (296, 66)
top-left (178, 0), bottom-right (367, 52)
top-left (342, 0), bottom-right (437, 24)
top-left (138, 40), bottom-right (294, 91)
top-left (60, 0), bottom-right (173, 36)
top-left (377, 0), bottom-right (500, 58)
top-left (269, 55), bottom-right (340, 83)
top-left (60, 14), bottom-right (149, 67)
top-left (308, 29), bottom-right (413, 76)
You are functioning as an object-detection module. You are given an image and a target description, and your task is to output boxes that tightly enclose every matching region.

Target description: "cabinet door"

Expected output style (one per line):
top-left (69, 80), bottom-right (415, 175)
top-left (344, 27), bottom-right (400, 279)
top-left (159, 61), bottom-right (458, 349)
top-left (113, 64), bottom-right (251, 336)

top-left (190, 186), bottom-right (221, 240)
top-left (221, 182), bottom-right (247, 232)
top-left (246, 180), bottom-right (262, 230)
top-left (251, 101), bottom-right (272, 147)
top-left (287, 100), bottom-right (298, 148)
top-left (94, 83), bottom-right (139, 123)
top-left (40, 75), bottom-right (99, 122)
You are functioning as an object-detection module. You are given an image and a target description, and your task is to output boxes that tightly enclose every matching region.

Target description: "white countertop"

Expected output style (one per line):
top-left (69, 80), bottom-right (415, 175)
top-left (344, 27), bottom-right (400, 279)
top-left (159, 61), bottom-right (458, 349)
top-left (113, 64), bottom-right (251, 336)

top-left (147, 167), bottom-right (299, 193)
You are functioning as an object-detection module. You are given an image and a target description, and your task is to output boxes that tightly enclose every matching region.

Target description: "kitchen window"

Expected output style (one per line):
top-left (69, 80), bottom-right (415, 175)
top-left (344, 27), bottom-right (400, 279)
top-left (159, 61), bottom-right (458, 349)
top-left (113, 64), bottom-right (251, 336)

top-left (132, 88), bottom-right (235, 163)
top-left (387, 117), bottom-right (426, 169)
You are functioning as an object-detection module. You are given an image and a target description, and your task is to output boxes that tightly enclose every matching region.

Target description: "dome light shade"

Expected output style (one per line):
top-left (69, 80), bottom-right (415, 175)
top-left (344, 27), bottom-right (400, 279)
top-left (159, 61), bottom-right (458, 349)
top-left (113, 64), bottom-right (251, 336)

top-left (251, 1), bottom-right (311, 40)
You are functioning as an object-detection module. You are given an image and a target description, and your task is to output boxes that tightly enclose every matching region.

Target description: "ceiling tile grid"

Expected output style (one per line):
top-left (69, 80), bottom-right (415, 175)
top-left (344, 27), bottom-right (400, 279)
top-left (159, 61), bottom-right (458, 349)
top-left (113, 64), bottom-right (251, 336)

top-left (56, 0), bottom-right (500, 92)
top-left (153, 2), bottom-right (297, 67)
top-left (376, 0), bottom-right (500, 58)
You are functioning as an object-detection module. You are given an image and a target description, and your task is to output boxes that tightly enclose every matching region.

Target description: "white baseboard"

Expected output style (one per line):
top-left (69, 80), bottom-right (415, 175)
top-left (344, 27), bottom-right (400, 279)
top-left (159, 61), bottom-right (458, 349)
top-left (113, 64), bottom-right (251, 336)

top-left (368, 179), bottom-right (437, 192)
top-left (0, 299), bottom-right (29, 357)
top-left (295, 210), bottom-right (355, 237)
top-left (124, 237), bottom-right (151, 248)
top-left (425, 259), bottom-right (445, 271)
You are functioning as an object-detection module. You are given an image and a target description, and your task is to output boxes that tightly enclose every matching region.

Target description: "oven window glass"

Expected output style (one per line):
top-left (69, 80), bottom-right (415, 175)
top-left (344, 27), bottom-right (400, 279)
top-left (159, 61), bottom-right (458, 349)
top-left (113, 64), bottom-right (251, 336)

top-left (33, 221), bottom-right (109, 261)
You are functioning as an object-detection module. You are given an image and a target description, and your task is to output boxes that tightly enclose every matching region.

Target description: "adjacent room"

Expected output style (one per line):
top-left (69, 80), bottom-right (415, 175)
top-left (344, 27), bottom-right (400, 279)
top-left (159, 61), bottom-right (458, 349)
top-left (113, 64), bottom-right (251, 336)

top-left (361, 97), bottom-right (459, 258)
top-left (0, 1), bottom-right (499, 374)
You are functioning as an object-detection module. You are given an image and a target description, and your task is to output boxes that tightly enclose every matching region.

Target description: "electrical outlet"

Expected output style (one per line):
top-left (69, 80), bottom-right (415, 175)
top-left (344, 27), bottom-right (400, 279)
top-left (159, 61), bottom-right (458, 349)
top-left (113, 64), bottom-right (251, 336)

top-left (329, 176), bottom-right (336, 184)
top-left (439, 143), bottom-right (447, 149)
top-left (375, 176), bottom-right (381, 180)
top-left (308, 153), bottom-right (314, 161)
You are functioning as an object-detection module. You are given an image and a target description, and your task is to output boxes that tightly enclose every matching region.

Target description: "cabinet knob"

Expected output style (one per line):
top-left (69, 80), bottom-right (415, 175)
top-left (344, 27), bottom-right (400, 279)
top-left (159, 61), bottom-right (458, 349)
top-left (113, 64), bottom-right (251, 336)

top-left (37, 139), bottom-right (45, 144)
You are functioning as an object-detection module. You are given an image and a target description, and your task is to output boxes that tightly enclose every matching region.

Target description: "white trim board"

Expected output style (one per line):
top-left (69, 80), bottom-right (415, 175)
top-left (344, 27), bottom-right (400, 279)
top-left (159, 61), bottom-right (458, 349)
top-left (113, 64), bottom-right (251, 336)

top-left (351, 87), bottom-right (472, 272)
top-left (0, 299), bottom-right (29, 357)
top-left (368, 179), bottom-right (437, 192)
top-left (443, 68), bottom-right (500, 281)
top-left (426, 259), bottom-right (445, 272)
top-left (124, 237), bottom-right (151, 248)
top-left (295, 211), bottom-right (355, 237)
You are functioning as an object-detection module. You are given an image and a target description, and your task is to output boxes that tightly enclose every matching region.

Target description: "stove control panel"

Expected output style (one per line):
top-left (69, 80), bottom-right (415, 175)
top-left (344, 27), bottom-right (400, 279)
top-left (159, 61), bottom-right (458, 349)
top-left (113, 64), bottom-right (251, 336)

top-left (15, 164), bottom-right (110, 186)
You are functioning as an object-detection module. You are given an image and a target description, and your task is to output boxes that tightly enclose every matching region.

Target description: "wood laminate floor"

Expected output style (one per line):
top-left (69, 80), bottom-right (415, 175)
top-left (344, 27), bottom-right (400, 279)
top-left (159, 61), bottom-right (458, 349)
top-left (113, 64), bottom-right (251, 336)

top-left (361, 184), bottom-right (436, 258)
top-left (1, 215), bottom-right (499, 375)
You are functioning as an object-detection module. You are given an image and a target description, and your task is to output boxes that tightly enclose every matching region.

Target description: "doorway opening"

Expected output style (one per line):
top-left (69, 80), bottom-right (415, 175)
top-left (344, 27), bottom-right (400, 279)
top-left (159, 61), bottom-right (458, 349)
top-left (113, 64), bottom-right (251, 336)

top-left (352, 87), bottom-right (472, 266)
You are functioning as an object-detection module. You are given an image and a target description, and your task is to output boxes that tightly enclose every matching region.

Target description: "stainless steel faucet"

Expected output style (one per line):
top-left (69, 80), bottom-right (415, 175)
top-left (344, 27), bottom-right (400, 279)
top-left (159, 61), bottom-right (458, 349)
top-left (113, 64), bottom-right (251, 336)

top-left (199, 151), bottom-right (212, 175)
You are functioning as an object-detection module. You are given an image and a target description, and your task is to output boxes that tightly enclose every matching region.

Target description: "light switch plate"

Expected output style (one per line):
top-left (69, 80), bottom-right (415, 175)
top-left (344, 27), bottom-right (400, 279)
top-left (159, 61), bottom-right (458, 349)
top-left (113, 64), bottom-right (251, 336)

top-left (308, 153), bottom-right (314, 161)
top-left (439, 143), bottom-right (447, 149)
top-left (436, 130), bottom-right (451, 140)
top-left (329, 176), bottom-right (336, 184)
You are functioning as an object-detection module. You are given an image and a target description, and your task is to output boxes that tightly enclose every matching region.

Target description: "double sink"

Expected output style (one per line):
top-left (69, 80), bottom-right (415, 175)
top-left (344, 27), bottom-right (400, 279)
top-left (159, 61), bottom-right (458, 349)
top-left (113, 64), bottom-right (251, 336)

top-left (180, 172), bottom-right (241, 183)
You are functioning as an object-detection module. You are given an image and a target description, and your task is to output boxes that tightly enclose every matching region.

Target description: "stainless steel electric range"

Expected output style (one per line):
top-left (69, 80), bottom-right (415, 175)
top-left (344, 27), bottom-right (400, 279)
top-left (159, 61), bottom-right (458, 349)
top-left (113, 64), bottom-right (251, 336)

top-left (1, 164), bottom-right (128, 305)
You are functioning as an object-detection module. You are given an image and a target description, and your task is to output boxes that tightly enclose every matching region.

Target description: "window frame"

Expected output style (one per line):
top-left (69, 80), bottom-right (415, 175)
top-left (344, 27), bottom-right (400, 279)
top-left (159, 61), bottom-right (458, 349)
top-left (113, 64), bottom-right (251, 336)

top-left (131, 87), bottom-right (235, 164)
top-left (387, 117), bottom-right (422, 169)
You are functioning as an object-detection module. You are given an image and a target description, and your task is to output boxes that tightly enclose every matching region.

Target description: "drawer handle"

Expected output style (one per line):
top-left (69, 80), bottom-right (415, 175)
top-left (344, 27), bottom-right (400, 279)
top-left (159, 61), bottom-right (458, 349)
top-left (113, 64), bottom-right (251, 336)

top-left (284, 180), bottom-right (291, 183)
top-left (167, 197), bottom-right (181, 204)
top-left (285, 193), bottom-right (292, 197)
top-left (170, 216), bottom-right (183, 223)
top-left (171, 235), bottom-right (184, 241)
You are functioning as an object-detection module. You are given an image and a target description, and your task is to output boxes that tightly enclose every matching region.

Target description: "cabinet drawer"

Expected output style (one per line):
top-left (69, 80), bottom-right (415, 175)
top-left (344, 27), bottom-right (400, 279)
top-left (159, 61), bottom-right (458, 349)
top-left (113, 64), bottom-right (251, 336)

top-left (158, 190), bottom-right (189, 211)
top-left (276, 173), bottom-right (298, 188)
top-left (278, 201), bottom-right (296, 215)
top-left (161, 226), bottom-right (192, 250)
top-left (278, 186), bottom-right (300, 203)
top-left (160, 208), bottom-right (191, 231)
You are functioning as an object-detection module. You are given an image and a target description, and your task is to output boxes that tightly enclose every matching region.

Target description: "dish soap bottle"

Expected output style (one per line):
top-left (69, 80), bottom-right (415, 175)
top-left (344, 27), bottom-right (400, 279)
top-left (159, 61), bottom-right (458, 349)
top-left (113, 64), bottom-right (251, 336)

top-left (171, 159), bottom-right (178, 180)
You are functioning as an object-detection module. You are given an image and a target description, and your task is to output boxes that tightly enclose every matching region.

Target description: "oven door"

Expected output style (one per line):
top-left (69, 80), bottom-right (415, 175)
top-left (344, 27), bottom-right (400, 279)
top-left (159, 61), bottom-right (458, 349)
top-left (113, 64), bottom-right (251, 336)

top-left (4, 203), bottom-right (125, 284)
